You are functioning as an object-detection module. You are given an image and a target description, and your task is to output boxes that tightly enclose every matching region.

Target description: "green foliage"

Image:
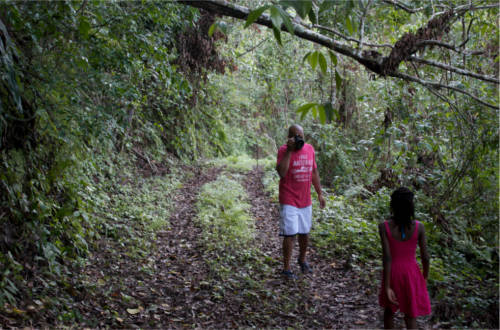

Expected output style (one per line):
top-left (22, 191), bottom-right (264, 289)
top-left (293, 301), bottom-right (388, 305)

top-left (0, 252), bottom-right (22, 305)
top-left (82, 151), bottom-right (181, 257)
top-left (208, 20), bottom-right (228, 37)
top-left (262, 167), bottom-right (280, 203)
top-left (307, 125), bottom-right (357, 190)
top-left (244, 5), bottom-right (270, 28)
top-left (296, 102), bottom-right (337, 124)
top-left (245, 3), bottom-right (300, 46)
top-left (280, 0), bottom-right (312, 20)
top-left (312, 190), bottom-right (388, 265)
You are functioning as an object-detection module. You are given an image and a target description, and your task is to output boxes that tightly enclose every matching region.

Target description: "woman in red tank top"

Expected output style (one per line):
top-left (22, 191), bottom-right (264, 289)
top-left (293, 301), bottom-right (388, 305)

top-left (378, 187), bottom-right (431, 329)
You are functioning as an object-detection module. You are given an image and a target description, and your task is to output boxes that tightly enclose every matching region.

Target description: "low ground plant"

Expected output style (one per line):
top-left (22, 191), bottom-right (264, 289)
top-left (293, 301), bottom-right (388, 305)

top-left (196, 174), bottom-right (255, 259)
top-left (209, 154), bottom-right (274, 173)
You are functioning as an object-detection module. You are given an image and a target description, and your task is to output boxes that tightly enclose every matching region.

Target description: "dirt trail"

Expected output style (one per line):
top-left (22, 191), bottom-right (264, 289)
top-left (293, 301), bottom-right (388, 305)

top-left (26, 164), bottom-right (428, 328)
top-left (242, 167), bottom-right (434, 329)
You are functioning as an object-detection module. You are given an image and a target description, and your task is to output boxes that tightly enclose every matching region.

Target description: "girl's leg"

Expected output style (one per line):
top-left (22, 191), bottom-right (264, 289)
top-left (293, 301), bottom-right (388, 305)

top-left (384, 307), bottom-right (394, 329)
top-left (404, 315), bottom-right (417, 329)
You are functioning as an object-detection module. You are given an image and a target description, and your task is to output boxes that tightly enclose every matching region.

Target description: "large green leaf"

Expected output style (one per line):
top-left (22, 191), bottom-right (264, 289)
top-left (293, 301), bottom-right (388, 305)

top-left (323, 102), bottom-right (335, 122)
top-left (244, 5), bottom-right (270, 28)
top-left (302, 51), bottom-right (312, 64)
top-left (308, 8), bottom-right (317, 24)
top-left (335, 68), bottom-right (342, 91)
top-left (318, 104), bottom-right (326, 124)
top-left (270, 6), bottom-right (283, 30)
top-left (272, 26), bottom-right (282, 46)
top-left (318, 52), bottom-right (327, 75)
top-left (345, 16), bottom-right (354, 35)
top-left (329, 50), bottom-right (338, 66)
top-left (296, 103), bottom-right (316, 113)
top-left (300, 109), bottom-right (309, 120)
top-left (308, 51), bottom-right (318, 70)
top-left (277, 6), bottom-right (294, 34)
top-left (208, 23), bottom-right (217, 37)
top-left (209, 21), bottom-right (228, 37)
top-left (296, 103), bottom-right (316, 120)
top-left (78, 17), bottom-right (91, 39)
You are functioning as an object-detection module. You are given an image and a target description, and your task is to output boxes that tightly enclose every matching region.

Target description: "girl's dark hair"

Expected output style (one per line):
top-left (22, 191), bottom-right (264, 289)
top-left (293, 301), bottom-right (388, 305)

top-left (390, 187), bottom-right (415, 231)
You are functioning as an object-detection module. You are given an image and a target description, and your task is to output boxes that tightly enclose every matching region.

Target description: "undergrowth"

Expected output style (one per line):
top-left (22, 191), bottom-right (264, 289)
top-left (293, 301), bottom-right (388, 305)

top-left (195, 167), bottom-right (317, 326)
top-left (195, 172), bottom-right (266, 306)
top-left (83, 152), bottom-right (182, 258)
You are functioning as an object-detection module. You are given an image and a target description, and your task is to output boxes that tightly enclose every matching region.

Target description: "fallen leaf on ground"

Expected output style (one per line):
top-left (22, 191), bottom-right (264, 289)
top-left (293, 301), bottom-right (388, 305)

top-left (127, 308), bottom-right (141, 314)
top-left (9, 307), bottom-right (26, 315)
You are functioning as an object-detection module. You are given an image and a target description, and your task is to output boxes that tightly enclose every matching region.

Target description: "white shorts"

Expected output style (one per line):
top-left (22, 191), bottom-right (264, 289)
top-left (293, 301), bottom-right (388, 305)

top-left (279, 204), bottom-right (312, 236)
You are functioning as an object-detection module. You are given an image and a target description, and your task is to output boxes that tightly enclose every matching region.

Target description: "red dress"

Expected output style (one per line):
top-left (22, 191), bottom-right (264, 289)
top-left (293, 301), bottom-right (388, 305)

top-left (379, 221), bottom-right (431, 317)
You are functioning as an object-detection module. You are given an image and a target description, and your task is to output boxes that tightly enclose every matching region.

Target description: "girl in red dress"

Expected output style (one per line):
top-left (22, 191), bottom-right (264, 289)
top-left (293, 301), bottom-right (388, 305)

top-left (379, 187), bottom-right (431, 329)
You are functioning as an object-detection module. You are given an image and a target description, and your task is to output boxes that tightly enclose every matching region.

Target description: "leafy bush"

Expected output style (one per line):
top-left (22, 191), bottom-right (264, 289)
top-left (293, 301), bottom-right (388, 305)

top-left (306, 125), bottom-right (359, 192)
top-left (81, 151), bottom-right (182, 256)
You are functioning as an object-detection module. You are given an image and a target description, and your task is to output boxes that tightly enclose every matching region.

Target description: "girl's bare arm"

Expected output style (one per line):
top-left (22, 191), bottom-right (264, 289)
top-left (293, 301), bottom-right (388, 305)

top-left (418, 223), bottom-right (430, 280)
top-left (379, 223), bottom-right (391, 287)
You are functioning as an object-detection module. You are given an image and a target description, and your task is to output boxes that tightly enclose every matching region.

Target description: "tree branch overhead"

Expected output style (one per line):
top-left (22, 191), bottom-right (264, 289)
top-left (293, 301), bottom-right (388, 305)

top-left (179, 0), bottom-right (499, 107)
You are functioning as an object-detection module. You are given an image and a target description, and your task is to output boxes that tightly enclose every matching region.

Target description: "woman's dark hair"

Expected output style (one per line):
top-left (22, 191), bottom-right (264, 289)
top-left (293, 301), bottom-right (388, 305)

top-left (390, 187), bottom-right (415, 232)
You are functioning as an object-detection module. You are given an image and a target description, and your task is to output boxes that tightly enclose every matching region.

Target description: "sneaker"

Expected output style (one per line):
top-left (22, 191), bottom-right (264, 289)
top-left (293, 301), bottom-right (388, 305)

top-left (281, 270), bottom-right (298, 280)
top-left (298, 259), bottom-right (312, 274)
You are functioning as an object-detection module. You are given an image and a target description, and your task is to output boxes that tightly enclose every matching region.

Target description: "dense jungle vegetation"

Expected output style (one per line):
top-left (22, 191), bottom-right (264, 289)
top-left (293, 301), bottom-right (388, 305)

top-left (0, 0), bottom-right (498, 328)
